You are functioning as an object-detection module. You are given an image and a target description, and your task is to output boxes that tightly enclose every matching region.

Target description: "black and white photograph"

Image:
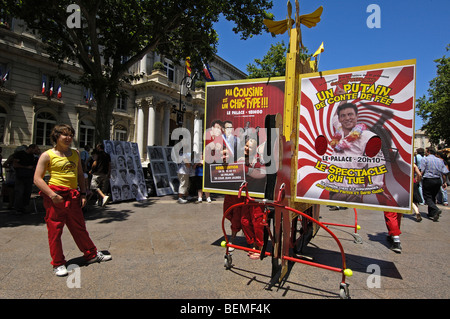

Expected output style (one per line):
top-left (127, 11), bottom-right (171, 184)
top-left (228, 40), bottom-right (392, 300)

top-left (105, 140), bottom-right (148, 202)
top-left (148, 146), bottom-right (175, 196)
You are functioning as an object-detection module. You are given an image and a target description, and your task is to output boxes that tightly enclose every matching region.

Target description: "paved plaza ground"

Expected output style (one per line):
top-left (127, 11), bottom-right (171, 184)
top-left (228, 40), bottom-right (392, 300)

top-left (1, 192), bottom-right (449, 312)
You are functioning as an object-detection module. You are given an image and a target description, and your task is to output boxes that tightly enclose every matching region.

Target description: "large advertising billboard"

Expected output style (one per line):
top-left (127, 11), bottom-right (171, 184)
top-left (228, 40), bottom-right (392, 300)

top-left (295, 60), bottom-right (416, 213)
top-left (203, 78), bottom-right (285, 197)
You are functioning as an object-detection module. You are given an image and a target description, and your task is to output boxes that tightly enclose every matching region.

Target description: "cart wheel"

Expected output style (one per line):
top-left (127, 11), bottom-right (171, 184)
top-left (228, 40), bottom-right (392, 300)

top-left (224, 254), bottom-right (233, 269)
top-left (339, 283), bottom-right (350, 299)
top-left (352, 233), bottom-right (363, 244)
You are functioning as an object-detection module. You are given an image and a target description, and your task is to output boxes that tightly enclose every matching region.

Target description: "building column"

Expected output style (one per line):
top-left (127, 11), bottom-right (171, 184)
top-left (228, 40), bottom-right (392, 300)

top-left (193, 111), bottom-right (203, 162)
top-left (163, 105), bottom-right (171, 146)
top-left (146, 97), bottom-right (156, 146)
top-left (135, 99), bottom-right (145, 157)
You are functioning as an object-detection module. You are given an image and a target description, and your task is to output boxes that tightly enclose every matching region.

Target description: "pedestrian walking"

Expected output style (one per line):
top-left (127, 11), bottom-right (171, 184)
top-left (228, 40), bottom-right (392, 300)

top-left (13, 143), bottom-right (40, 214)
top-left (193, 155), bottom-right (211, 203)
top-left (419, 147), bottom-right (449, 221)
top-left (177, 149), bottom-right (191, 204)
top-left (384, 211), bottom-right (403, 253)
top-left (412, 163), bottom-right (423, 222)
top-left (89, 143), bottom-right (111, 207)
top-left (414, 148), bottom-right (425, 204)
top-left (436, 151), bottom-right (449, 206)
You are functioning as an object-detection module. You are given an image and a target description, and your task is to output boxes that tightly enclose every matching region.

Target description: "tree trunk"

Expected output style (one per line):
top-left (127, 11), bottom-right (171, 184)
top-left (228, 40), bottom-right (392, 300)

top-left (94, 91), bottom-right (115, 144)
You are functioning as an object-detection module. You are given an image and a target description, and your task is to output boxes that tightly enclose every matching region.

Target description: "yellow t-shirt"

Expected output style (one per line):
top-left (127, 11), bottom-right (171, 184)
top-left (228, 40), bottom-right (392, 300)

top-left (47, 149), bottom-right (79, 189)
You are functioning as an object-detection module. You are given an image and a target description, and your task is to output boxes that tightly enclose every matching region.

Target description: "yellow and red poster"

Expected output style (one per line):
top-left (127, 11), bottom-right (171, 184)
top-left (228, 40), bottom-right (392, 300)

top-left (204, 78), bottom-right (285, 197)
top-left (295, 60), bottom-right (416, 213)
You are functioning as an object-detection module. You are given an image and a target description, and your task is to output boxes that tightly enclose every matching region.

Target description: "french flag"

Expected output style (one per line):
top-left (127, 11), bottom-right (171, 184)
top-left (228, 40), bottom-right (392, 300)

top-left (41, 76), bottom-right (46, 94)
top-left (1, 70), bottom-right (9, 82)
top-left (57, 84), bottom-right (62, 99)
top-left (49, 82), bottom-right (54, 97)
top-left (202, 62), bottom-right (215, 81)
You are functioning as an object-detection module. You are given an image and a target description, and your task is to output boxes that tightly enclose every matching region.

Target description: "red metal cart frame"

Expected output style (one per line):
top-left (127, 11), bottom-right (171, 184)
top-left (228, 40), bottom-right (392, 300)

top-left (221, 183), bottom-right (353, 298)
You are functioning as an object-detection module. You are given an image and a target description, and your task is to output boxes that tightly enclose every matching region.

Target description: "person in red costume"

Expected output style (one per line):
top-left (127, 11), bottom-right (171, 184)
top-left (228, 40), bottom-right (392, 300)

top-left (34, 124), bottom-right (111, 276)
top-left (204, 119), bottom-right (225, 164)
top-left (223, 194), bottom-right (243, 252)
top-left (239, 138), bottom-right (266, 259)
top-left (384, 211), bottom-right (402, 253)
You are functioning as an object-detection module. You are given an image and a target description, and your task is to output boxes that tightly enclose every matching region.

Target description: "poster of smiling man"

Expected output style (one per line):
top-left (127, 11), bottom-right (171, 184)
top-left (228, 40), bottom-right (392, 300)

top-left (203, 78), bottom-right (285, 197)
top-left (295, 60), bottom-right (416, 213)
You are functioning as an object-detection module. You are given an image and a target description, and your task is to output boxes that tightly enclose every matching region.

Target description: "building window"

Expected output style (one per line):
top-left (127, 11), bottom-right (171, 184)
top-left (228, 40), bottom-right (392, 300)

top-left (114, 124), bottom-right (127, 141)
top-left (116, 95), bottom-right (127, 112)
top-left (164, 59), bottom-right (175, 82)
top-left (83, 87), bottom-right (95, 105)
top-left (79, 120), bottom-right (95, 148)
top-left (35, 112), bottom-right (56, 146)
top-left (41, 73), bottom-right (61, 99)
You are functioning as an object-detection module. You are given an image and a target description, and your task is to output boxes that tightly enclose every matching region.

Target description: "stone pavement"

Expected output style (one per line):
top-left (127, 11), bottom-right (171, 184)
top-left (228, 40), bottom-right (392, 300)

top-left (0, 193), bottom-right (449, 302)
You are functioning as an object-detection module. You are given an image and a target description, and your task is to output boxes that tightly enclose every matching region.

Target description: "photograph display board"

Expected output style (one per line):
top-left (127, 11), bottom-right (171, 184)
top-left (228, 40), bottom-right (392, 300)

top-left (104, 140), bottom-right (148, 202)
top-left (295, 60), bottom-right (416, 213)
top-left (204, 77), bottom-right (285, 197)
top-left (164, 147), bottom-right (181, 193)
top-left (148, 146), bottom-right (178, 196)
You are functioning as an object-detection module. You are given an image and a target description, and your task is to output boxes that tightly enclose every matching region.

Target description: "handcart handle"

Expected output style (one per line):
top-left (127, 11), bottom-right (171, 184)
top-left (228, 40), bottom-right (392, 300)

top-left (238, 182), bottom-right (254, 202)
top-left (275, 183), bottom-right (286, 203)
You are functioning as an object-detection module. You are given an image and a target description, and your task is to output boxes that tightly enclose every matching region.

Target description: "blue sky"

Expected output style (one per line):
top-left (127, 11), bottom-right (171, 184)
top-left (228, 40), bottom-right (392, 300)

top-left (214, 0), bottom-right (450, 131)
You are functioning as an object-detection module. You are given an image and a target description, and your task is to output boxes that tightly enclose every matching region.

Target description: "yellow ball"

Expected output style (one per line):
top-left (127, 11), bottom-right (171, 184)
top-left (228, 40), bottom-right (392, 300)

top-left (343, 269), bottom-right (353, 277)
top-left (356, 225), bottom-right (361, 230)
top-left (221, 241), bottom-right (227, 247)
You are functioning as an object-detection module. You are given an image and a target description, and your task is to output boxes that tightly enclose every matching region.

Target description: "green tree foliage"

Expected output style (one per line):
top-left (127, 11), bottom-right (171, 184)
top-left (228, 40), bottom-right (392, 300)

top-left (246, 41), bottom-right (311, 78)
top-left (416, 44), bottom-right (450, 145)
top-left (246, 41), bottom-right (287, 78)
top-left (2, 0), bottom-right (273, 141)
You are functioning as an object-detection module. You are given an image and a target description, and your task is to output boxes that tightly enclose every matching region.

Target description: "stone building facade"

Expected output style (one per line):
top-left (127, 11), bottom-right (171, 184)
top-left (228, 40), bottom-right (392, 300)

top-left (0, 17), bottom-right (246, 163)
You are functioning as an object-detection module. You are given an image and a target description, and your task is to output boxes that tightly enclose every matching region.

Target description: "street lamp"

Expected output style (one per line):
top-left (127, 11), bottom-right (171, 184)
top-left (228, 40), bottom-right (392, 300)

top-left (173, 74), bottom-right (194, 127)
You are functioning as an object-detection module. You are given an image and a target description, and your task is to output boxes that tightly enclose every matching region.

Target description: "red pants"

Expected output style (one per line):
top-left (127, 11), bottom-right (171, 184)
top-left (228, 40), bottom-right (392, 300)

top-left (224, 195), bottom-right (243, 233)
top-left (241, 205), bottom-right (264, 248)
top-left (42, 185), bottom-right (97, 267)
top-left (384, 211), bottom-right (402, 236)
